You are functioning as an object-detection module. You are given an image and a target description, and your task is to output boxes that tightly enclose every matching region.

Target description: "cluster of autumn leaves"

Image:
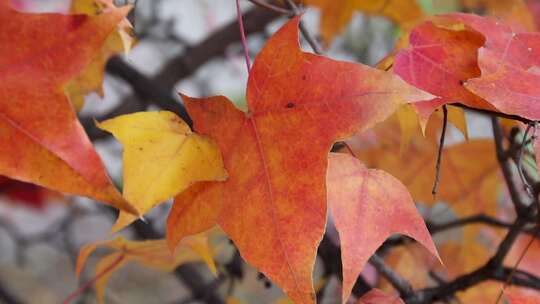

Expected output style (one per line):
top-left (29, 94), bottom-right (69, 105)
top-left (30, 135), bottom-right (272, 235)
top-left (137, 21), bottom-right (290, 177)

top-left (3, 0), bottom-right (540, 303)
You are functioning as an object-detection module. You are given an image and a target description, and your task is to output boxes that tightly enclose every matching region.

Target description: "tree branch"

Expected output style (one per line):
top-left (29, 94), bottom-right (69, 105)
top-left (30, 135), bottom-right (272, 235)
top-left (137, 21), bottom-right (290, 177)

top-left (83, 7), bottom-right (281, 139)
top-left (369, 254), bottom-right (414, 299)
top-left (492, 117), bottom-right (528, 213)
top-left (453, 103), bottom-right (532, 124)
top-left (407, 211), bottom-right (531, 303)
top-left (427, 214), bottom-right (515, 233)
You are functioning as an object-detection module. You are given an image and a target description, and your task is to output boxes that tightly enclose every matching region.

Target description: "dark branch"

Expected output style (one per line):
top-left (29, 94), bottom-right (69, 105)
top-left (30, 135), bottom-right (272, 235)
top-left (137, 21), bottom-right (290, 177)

top-left (453, 103), bottom-right (532, 124)
top-left (369, 254), bottom-right (414, 299)
top-left (428, 214), bottom-right (514, 233)
top-left (491, 117), bottom-right (527, 212)
top-left (83, 7), bottom-right (281, 139)
top-left (407, 211), bottom-right (532, 303)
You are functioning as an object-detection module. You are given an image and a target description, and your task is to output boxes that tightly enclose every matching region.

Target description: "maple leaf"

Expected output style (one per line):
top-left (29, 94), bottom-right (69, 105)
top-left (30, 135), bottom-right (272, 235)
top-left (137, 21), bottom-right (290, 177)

top-left (353, 116), bottom-right (500, 217)
top-left (444, 13), bottom-right (540, 120)
top-left (167, 181), bottom-right (223, 246)
top-left (76, 234), bottom-right (216, 304)
top-left (97, 111), bottom-right (227, 232)
top-left (349, 118), bottom-right (503, 280)
top-left (301, 0), bottom-right (423, 45)
top-left (67, 0), bottom-right (134, 110)
top-left (398, 12), bottom-right (540, 121)
top-left (327, 152), bottom-right (438, 302)
top-left (393, 18), bottom-right (494, 126)
top-left (355, 288), bottom-right (404, 304)
top-left (0, 0), bottom-right (137, 214)
top-left (167, 16), bottom-right (432, 304)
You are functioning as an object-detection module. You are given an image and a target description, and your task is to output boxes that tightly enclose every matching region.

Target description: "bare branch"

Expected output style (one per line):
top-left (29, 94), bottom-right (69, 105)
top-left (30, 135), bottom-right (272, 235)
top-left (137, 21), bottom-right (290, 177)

top-left (284, 0), bottom-right (323, 55)
top-left (492, 117), bottom-right (527, 212)
top-left (369, 254), bottom-right (414, 299)
top-left (83, 7), bottom-right (281, 139)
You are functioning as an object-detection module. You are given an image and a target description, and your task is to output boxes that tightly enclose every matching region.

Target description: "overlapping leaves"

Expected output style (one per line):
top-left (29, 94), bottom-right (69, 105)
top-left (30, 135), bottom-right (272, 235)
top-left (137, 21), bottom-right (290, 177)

top-left (166, 16), bottom-right (434, 304)
top-left (8, 0), bottom-right (540, 303)
top-left (394, 10), bottom-right (540, 122)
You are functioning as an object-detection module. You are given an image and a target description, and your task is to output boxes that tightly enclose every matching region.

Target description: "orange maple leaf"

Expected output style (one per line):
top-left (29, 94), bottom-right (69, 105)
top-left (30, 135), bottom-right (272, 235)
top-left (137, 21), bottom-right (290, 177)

top-left (167, 16), bottom-right (431, 304)
top-left (0, 0), bottom-right (136, 213)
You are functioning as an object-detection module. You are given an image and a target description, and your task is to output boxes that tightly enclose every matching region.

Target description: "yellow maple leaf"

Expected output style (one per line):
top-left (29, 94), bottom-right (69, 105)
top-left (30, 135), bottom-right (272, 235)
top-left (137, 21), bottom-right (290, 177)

top-left (76, 234), bottom-right (216, 304)
top-left (97, 111), bottom-right (228, 232)
top-left (302, 0), bottom-right (424, 44)
top-left (66, 0), bottom-right (135, 110)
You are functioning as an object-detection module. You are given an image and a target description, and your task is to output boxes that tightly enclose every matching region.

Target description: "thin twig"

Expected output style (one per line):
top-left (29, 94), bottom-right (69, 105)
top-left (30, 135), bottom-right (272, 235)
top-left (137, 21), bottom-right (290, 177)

top-left (432, 105), bottom-right (448, 196)
top-left (342, 142), bottom-right (358, 159)
top-left (427, 214), bottom-right (514, 233)
top-left (495, 226), bottom-right (539, 303)
top-left (407, 214), bottom-right (531, 304)
top-left (492, 117), bottom-right (527, 213)
top-left (451, 103), bottom-right (532, 124)
top-left (246, 0), bottom-right (292, 15)
top-left (284, 0), bottom-right (323, 55)
top-left (63, 254), bottom-right (126, 304)
top-left (517, 123), bottom-right (537, 196)
top-left (235, 0), bottom-right (252, 72)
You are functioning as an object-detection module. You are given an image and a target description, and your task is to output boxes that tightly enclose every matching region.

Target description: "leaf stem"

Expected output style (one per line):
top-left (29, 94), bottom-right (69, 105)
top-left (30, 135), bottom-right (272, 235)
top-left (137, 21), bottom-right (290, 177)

top-left (432, 105), bottom-right (448, 197)
top-left (284, 0), bottom-right (323, 55)
top-left (62, 254), bottom-right (125, 304)
top-left (235, 0), bottom-right (251, 73)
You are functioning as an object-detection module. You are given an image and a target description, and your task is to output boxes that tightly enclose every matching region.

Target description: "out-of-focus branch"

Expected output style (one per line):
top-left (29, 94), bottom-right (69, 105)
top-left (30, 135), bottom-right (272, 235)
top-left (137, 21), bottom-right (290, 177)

top-left (126, 218), bottom-right (226, 304)
top-left (452, 103), bottom-right (532, 124)
top-left (83, 6), bottom-right (281, 139)
top-left (407, 214), bottom-right (532, 304)
top-left (427, 214), bottom-right (530, 234)
top-left (0, 281), bottom-right (22, 304)
top-left (492, 117), bottom-right (528, 213)
top-left (369, 254), bottom-right (414, 299)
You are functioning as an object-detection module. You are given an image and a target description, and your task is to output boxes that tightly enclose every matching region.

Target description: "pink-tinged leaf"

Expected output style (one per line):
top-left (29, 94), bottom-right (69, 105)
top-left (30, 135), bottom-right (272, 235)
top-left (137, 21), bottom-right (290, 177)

top-left (465, 49), bottom-right (540, 121)
top-left (327, 153), bottom-right (439, 303)
top-left (442, 13), bottom-right (540, 120)
top-left (394, 20), bottom-right (492, 125)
